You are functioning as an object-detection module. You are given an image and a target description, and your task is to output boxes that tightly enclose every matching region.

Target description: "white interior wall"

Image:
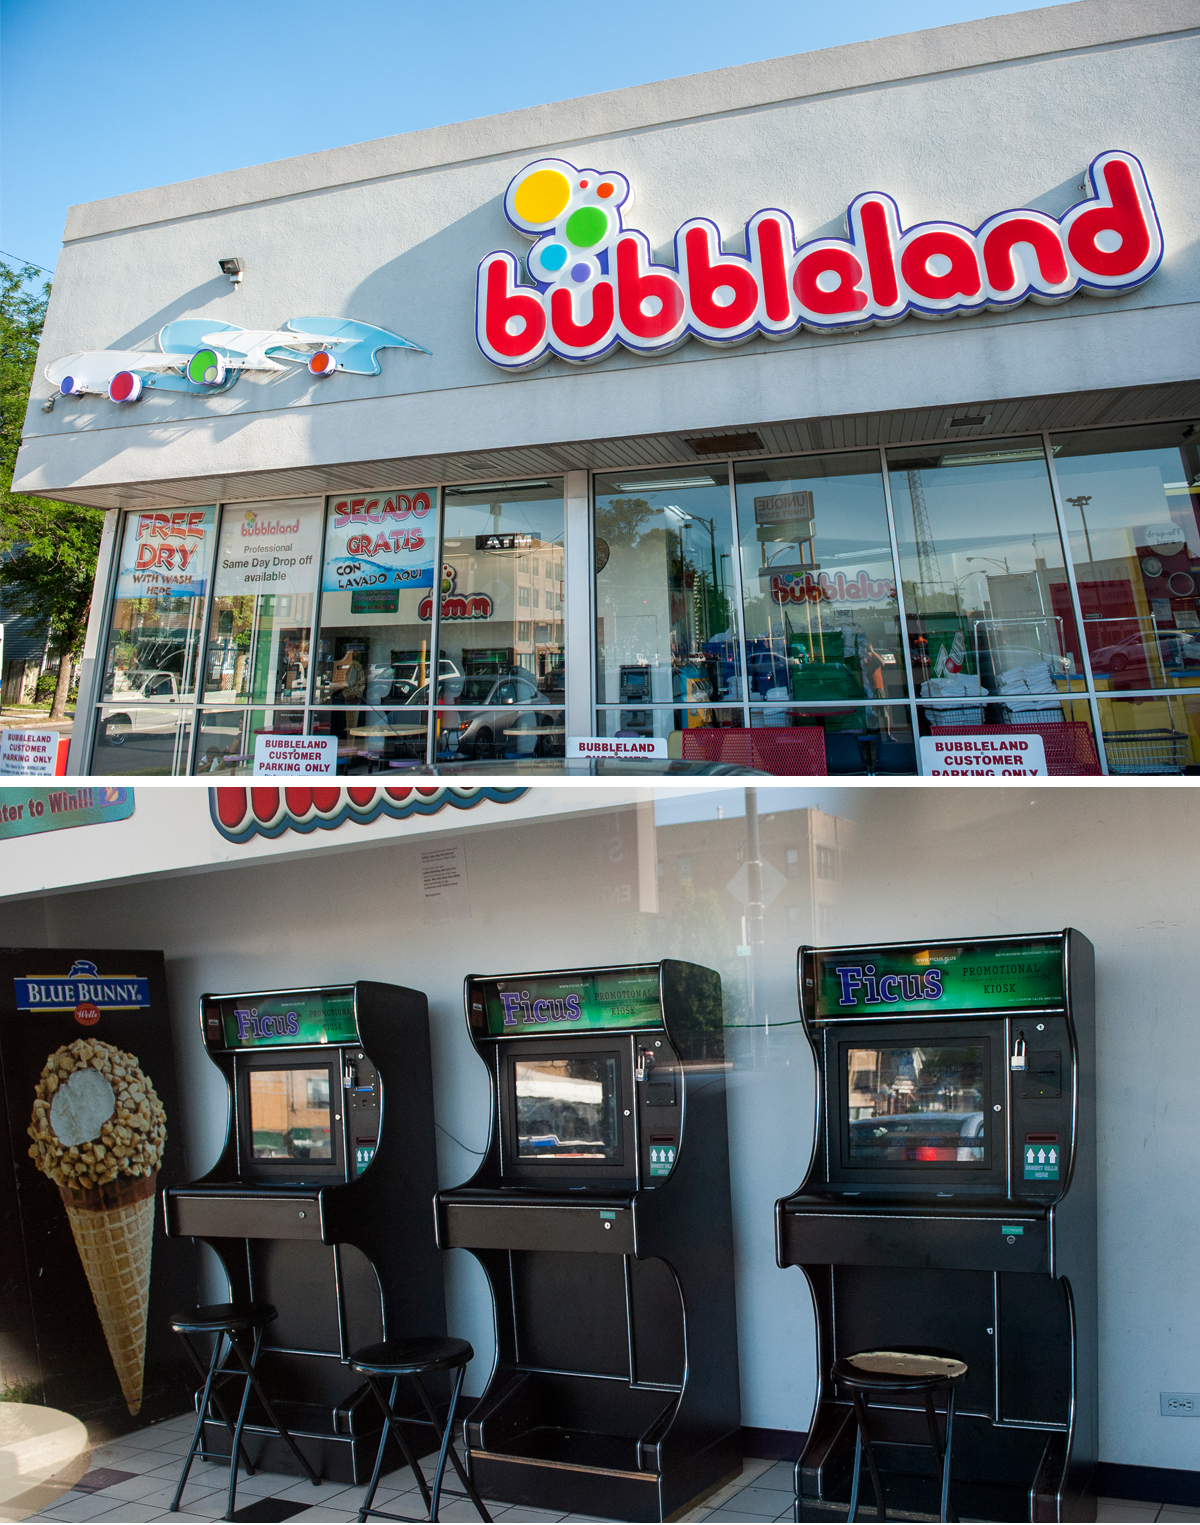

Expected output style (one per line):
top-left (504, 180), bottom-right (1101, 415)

top-left (3, 784), bottom-right (1196, 1471)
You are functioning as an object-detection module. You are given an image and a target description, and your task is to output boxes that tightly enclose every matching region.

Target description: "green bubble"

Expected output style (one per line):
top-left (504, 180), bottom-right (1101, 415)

top-left (565, 207), bottom-right (608, 249)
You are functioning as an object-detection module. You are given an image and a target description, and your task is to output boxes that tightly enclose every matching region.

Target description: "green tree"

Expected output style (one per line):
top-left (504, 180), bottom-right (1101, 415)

top-left (0, 260), bottom-right (104, 719)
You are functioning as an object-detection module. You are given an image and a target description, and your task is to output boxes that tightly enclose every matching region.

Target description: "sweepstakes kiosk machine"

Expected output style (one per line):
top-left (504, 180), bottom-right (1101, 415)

top-left (436, 961), bottom-right (739, 1521)
top-left (777, 932), bottom-right (1097, 1523)
top-left (163, 982), bottom-right (444, 1482)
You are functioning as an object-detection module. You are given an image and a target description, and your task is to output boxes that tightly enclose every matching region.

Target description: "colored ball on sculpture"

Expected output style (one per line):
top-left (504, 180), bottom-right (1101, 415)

top-left (565, 207), bottom-right (608, 248)
top-left (513, 169), bottom-right (572, 225)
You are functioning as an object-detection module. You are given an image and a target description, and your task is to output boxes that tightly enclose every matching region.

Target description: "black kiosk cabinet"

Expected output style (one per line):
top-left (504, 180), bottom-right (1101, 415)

top-left (777, 931), bottom-right (1097, 1522)
top-left (163, 982), bottom-right (444, 1482)
top-left (436, 960), bottom-right (740, 1521)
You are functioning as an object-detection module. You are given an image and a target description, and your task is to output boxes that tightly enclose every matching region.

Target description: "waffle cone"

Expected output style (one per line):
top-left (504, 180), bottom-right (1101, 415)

top-left (59, 1172), bottom-right (157, 1415)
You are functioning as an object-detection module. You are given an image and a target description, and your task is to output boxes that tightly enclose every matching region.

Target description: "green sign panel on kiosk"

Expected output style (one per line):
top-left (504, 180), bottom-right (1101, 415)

top-left (476, 966), bottom-right (663, 1036)
top-left (1024, 1144), bottom-right (1060, 1180)
top-left (814, 938), bottom-right (1064, 1017)
top-left (213, 989), bottom-right (359, 1048)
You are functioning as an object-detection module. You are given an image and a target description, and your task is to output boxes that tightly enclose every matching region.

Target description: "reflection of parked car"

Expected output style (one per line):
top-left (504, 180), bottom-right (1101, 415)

top-left (402, 673), bottom-right (556, 758)
top-left (1091, 629), bottom-right (1199, 674)
top-left (366, 657), bottom-right (460, 705)
top-left (849, 1111), bottom-right (985, 1162)
top-left (101, 671), bottom-right (182, 745)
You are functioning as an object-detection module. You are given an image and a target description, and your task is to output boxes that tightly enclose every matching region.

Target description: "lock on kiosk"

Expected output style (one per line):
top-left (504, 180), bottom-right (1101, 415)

top-left (163, 982), bottom-right (444, 1482)
top-left (776, 931), bottom-right (1096, 1522)
top-left (436, 960), bottom-right (740, 1522)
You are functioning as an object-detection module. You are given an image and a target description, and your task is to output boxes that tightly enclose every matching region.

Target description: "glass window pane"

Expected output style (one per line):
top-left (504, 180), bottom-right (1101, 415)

top-left (426, 685), bottom-right (565, 760)
top-left (441, 480), bottom-right (565, 695)
top-left (596, 707), bottom-right (745, 743)
top-left (192, 707), bottom-right (306, 775)
top-left (888, 440), bottom-right (1085, 709)
top-left (92, 704), bottom-right (191, 776)
top-left (749, 704), bottom-right (917, 775)
top-left (101, 507), bottom-right (217, 699)
top-left (204, 499), bottom-right (323, 703)
top-left (317, 487), bottom-right (440, 707)
top-left (1052, 421), bottom-right (1200, 690)
top-left (1097, 693), bottom-right (1198, 774)
top-left (309, 706), bottom-right (429, 774)
top-left (735, 452), bottom-right (905, 707)
top-left (594, 466), bottom-right (740, 706)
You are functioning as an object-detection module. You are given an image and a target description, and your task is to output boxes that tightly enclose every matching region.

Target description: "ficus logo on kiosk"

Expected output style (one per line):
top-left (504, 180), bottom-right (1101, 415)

top-left (476, 150), bottom-right (1162, 369)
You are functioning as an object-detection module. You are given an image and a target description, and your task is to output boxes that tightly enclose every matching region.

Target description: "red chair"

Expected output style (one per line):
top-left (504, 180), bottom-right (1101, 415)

top-left (930, 723), bottom-right (1101, 776)
top-left (680, 726), bottom-right (827, 775)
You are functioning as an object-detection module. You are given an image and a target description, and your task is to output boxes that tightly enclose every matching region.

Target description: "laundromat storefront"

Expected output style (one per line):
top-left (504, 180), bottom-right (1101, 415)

top-left (86, 419), bottom-right (1200, 777)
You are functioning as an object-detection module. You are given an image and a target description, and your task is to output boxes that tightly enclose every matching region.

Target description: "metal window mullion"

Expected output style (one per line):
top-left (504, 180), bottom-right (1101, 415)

top-left (878, 446), bottom-right (923, 766)
top-left (304, 496), bottom-right (331, 742)
top-left (184, 503), bottom-right (224, 776)
top-left (425, 486), bottom-right (446, 769)
top-left (79, 507), bottom-right (123, 777)
top-left (725, 461), bottom-right (752, 729)
top-left (1041, 431), bottom-right (1109, 775)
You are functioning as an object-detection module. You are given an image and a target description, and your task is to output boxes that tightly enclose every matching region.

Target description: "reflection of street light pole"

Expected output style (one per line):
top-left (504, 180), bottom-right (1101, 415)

top-left (664, 506), bottom-right (721, 635)
top-left (1065, 495), bottom-right (1095, 565)
top-left (965, 555), bottom-right (1010, 573)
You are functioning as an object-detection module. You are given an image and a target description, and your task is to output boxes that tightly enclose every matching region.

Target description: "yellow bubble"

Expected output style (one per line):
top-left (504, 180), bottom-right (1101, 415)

top-left (513, 169), bottom-right (571, 226)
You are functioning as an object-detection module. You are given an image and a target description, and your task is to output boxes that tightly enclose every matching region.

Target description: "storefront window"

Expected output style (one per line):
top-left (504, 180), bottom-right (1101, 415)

top-left (91, 705), bottom-right (192, 777)
top-left (314, 487), bottom-right (438, 725)
top-left (193, 707), bottom-right (306, 775)
top-left (594, 466), bottom-right (740, 727)
top-left (203, 499), bottom-right (322, 707)
top-left (1052, 422), bottom-right (1200, 691)
top-left (888, 439), bottom-right (1086, 735)
top-left (734, 452), bottom-right (905, 722)
top-left (308, 706), bottom-right (430, 774)
top-left (437, 481), bottom-right (565, 760)
top-left (99, 506), bottom-right (217, 701)
top-left (749, 705), bottom-right (917, 774)
top-left (1096, 693), bottom-right (1198, 774)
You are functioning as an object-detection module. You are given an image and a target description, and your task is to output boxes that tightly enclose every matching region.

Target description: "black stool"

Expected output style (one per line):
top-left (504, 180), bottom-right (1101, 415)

top-left (831, 1348), bottom-right (967, 1523)
top-left (169, 1301), bottom-right (320, 1521)
top-left (349, 1337), bottom-right (490, 1524)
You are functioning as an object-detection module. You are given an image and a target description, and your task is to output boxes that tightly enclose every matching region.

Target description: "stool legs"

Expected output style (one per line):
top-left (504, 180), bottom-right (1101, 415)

top-left (848, 1392), bottom-right (888, 1522)
top-left (358, 1365), bottom-right (489, 1524)
top-left (225, 1330), bottom-right (321, 1503)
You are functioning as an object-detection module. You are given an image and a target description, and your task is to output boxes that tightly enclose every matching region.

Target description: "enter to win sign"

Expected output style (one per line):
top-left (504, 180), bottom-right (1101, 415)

top-left (920, 733), bottom-right (1047, 777)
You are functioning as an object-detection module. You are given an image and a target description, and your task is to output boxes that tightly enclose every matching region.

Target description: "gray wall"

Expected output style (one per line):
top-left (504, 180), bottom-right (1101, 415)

top-left (4, 784), bottom-right (1197, 1471)
top-left (14, 0), bottom-right (1200, 499)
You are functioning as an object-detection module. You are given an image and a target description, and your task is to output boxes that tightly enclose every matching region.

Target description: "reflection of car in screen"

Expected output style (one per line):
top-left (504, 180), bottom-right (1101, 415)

top-left (849, 1111), bottom-right (985, 1162)
top-left (403, 672), bottom-right (556, 758)
top-left (101, 671), bottom-right (182, 745)
top-left (249, 1068), bottom-right (333, 1161)
top-left (515, 1057), bottom-right (619, 1161)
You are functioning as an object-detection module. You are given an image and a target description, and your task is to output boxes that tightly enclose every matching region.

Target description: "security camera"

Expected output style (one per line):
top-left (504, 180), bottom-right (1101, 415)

top-left (218, 257), bottom-right (244, 284)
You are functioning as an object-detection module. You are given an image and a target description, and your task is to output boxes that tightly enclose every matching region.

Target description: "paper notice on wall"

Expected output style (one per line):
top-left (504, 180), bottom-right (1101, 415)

top-left (421, 841), bottom-right (470, 923)
top-left (0, 730), bottom-right (60, 776)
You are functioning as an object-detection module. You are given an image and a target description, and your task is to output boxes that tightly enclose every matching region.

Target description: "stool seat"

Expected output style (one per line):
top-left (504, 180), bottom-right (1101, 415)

top-left (834, 1347), bottom-right (968, 1391)
top-left (350, 1337), bottom-right (474, 1376)
top-left (169, 1302), bottom-right (276, 1336)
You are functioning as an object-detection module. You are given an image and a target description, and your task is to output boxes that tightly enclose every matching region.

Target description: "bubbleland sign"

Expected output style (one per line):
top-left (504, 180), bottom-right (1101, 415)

top-left (477, 150), bottom-right (1162, 369)
top-left (252, 734), bottom-right (337, 776)
top-left (920, 733), bottom-right (1047, 777)
top-left (0, 730), bottom-right (60, 776)
top-left (215, 502), bottom-right (322, 598)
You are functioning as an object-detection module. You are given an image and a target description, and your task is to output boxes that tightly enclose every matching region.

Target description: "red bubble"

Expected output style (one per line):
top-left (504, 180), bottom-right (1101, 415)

top-left (579, 180), bottom-right (589, 189)
top-left (598, 182), bottom-right (614, 198)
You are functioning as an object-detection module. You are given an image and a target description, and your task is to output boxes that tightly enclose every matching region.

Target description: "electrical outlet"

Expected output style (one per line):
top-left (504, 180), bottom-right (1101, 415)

top-left (1160, 1392), bottom-right (1198, 1416)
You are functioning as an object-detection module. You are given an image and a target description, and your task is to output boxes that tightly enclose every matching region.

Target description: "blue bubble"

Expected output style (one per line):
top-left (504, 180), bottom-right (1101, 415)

top-left (571, 263), bottom-right (592, 283)
top-left (539, 243), bottom-right (568, 271)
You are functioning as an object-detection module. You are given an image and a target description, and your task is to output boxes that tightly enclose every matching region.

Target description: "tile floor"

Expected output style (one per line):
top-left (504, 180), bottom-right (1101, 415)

top-left (9, 1413), bottom-right (1196, 1525)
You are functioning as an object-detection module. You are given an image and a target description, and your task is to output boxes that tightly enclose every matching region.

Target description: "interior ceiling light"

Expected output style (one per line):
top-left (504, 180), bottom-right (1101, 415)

top-left (446, 480), bottom-right (549, 495)
top-left (614, 477), bottom-right (715, 492)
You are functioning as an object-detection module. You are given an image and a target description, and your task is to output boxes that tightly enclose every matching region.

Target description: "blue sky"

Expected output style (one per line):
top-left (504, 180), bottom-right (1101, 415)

top-left (1, 0), bottom-right (1051, 284)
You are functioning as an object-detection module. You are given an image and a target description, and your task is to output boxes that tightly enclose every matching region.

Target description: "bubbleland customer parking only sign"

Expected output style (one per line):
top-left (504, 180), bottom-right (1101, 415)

top-left (252, 735), bottom-right (336, 775)
top-left (920, 733), bottom-right (1047, 777)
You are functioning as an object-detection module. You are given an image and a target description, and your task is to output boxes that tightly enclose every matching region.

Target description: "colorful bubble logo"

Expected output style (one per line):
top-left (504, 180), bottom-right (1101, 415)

top-left (505, 158), bottom-right (631, 290)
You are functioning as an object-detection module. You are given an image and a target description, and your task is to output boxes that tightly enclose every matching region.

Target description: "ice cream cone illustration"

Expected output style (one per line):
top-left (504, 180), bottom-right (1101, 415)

top-left (28, 1039), bottom-right (167, 1415)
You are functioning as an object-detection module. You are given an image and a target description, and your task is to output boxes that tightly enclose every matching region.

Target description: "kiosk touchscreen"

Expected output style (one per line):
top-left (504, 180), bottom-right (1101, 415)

top-left (776, 932), bottom-right (1096, 1522)
top-left (163, 982), bottom-right (444, 1482)
top-left (436, 961), bottom-right (740, 1522)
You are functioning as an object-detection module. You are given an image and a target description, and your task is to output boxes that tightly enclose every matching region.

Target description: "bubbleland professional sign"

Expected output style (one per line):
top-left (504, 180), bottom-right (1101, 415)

top-left (322, 491), bottom-right (435, 595)
top-left (113, 508), bottom-right (216, 601)
top-left (476, 150), bottom-right (1162, 369)
top-left (474, 967), bottom-right (663, 1037)
top-left (215, 501), bottom-right (322, 597)
top-left (814, 939), bottom-right (1065, 1017)
top-left (920, 733), bottom-right (1047, 777)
